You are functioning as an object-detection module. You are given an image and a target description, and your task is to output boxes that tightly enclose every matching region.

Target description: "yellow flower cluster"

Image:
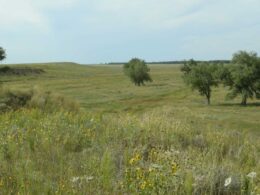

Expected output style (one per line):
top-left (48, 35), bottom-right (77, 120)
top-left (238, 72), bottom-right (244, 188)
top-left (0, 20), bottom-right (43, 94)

top-left (140, 181), bottom-right (147, 190)
top-left (129, 153), bottom-right (141, 165)
top-left (123, 149), bottom-right (181, 193)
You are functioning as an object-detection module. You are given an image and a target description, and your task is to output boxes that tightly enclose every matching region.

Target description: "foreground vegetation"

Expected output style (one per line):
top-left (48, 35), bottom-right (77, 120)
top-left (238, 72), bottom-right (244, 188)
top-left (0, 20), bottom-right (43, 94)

top-left (0, 108), bottom-right (259, 194)
top-left (0, 63), bottom-right (259, 194)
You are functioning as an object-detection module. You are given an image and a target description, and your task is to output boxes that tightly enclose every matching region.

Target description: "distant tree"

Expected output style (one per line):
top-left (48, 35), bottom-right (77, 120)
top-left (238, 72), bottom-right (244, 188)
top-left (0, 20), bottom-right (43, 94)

top-left (219, 51), bottom-right (260, 105)
top-left (123, 58), bottom-right (152, 86)
top-left (182, 62), bottom-right (219, 105)
top-left (0, 47), bottom-right (6, 62)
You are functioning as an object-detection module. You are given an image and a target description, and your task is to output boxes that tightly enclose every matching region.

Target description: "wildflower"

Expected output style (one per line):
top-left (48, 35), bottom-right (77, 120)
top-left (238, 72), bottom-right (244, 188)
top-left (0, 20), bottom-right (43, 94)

top-left (129, 153), bottom-right (141, 165)
top-left (136, 167), bottom-right (144, 179)
top-left (129, 158), bottom-right (135, 165)
top-left (135, 154), bottom-right (141, 161)
top-left (140, 181), bottom-right (147, 190)
top-left (71, 177), bottom-right (80, 183)
top-left (171, 162), bottom-right (178, 174)
top-left (247, 172), bottom-right (256, 179)
top-left (151, 163), bottom-right (163, 169)
top-left (84, 176), bottom-right (94, 182)
top-left (224, 177), bottom-right (232, 187)
top-left (71, 175), bottom-right (94, 184)
top-left (119, 181), bottom-right (124, 188)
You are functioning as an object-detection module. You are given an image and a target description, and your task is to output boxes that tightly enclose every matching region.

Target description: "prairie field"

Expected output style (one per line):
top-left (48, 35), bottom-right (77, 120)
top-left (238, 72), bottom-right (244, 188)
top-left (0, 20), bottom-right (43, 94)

top-left (0, 63), bottom-right (259, 194)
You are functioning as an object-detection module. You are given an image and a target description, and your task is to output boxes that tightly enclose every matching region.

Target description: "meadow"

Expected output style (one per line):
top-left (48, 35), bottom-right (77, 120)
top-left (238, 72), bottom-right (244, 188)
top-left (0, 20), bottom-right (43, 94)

top-left (0, 63), bottom-right (259, 194)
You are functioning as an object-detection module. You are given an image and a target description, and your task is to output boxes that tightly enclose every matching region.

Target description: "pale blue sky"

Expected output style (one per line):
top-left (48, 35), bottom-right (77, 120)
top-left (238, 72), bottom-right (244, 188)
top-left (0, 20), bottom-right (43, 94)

top-left (1, 0), bottom-right (260, 64)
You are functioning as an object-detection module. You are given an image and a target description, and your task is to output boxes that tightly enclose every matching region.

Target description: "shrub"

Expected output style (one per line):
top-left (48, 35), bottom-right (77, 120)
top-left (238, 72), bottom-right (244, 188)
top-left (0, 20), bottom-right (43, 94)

top-left (0, 66), bottom-right (12, 73)
top-left (123, 58), bottom-right (152, 86)
top-left (0, 86), bottom-right (80, 112)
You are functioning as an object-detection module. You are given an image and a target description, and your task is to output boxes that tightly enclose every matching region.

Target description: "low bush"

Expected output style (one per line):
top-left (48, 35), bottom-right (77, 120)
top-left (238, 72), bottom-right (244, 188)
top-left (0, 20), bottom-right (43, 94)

top-left (0, 86), bottom-right (80, 112)
top-left (0, 66), bottom-right (44, 75)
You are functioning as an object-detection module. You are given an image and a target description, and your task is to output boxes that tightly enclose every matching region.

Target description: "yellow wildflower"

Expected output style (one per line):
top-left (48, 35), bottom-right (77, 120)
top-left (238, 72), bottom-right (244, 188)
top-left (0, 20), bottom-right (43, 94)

top-left (129, 158), bottom-right (135, 165)
top-left (140, 181), bottom-right (147, 190)
top-left (171, 161), bottom-right (178, 174)
top-left (134, 153), bottom-right (141, 161)
top-left (129, 153), bottom-right (141, 165)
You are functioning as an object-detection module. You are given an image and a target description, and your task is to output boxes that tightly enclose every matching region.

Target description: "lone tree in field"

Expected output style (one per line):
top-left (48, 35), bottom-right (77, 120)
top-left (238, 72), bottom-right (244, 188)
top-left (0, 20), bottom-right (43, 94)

top-left (123, 58), bottom-right (152, 86)
top-left (181, 61), bottom-right (219, 105)
top-left (219, 51), bottom-right (260, 105)
top-left (0, 47), bottom-right (6, 62)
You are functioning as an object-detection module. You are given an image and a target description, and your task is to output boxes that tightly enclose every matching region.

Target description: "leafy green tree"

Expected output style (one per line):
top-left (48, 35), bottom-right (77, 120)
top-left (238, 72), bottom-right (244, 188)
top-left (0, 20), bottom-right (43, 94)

top-left (182, 62), bottom-right (219, 105)
top-left (0, 47), bottom-right (6, 61)
top-left (0, 47), bottom-right (6, 86)
top-left (219, 51), bottom-right (260, 105)
top-left (123, 58), bottom-right (152, 86)
top-left (180, 59), bottom-right (197, 75)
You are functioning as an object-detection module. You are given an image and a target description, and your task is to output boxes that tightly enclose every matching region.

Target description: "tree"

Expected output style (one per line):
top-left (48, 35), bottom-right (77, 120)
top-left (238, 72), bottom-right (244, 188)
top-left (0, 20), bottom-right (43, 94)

top-left (123, 58), bottom-right (152, 86)
top-left (180, 59), bottom-right (197, 75)
top-left (0, 47), bottom-right (6, 86)
top-left (182, 62), bottom-right (219, 105)
top-left (220, 51), bottom-right (260, 105)
top-left (0, 47), bottom-right (6, 61)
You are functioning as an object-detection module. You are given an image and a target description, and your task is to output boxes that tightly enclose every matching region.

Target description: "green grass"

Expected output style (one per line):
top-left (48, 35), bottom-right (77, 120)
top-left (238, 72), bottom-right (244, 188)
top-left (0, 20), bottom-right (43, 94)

top-left (2, 63), bottom-right (259, 133)
top-left (0, 62), bottom-right (259, 194)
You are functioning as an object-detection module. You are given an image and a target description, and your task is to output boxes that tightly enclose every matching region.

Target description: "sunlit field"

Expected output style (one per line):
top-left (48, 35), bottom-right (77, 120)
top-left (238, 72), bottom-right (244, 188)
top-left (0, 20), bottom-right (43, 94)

top-left (0, 63), bottom-right (259, 194)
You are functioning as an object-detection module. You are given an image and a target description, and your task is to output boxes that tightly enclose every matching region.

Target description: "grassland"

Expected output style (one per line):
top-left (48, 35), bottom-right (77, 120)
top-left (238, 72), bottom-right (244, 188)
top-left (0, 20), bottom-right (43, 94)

top-left (0, 63), bottom-right (259, 194)
top-left (2, 63), bottom-right (260, 133)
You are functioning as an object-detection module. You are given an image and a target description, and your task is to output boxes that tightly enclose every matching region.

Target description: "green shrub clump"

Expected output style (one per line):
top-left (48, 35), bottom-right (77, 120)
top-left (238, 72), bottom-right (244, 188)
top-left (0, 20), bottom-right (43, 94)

top-left (0, 86), bottom-right (79, 112)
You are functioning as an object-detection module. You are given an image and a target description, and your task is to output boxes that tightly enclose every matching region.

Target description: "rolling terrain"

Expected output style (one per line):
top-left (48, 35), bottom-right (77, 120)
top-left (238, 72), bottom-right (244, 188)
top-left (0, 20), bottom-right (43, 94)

top-left (0, 63), bottom-right (259, 194)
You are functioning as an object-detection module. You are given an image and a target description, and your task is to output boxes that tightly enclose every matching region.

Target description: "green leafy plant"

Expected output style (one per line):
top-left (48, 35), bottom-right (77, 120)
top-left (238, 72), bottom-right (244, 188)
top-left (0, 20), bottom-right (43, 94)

top-left (220, 51), bottom-right (260, 105)
top-left (123, 58), bottom-right (152, 86)
top-left (181, 61), bottom-right (219, 105)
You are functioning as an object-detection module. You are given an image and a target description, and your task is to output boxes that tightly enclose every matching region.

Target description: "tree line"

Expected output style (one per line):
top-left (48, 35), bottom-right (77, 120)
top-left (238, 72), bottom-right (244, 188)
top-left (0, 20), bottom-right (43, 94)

top-left (109, 60), bottom-right (231, 65)
top-left (124, 51), bottom-right (260, 105)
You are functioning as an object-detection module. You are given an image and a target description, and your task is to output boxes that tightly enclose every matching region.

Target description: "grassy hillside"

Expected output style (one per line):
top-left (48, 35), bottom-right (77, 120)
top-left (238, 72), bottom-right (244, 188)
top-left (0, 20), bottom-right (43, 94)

top-left (1, 63), bottom-right (260, 133)
top-left (0, 63), bottom-right (259, 194)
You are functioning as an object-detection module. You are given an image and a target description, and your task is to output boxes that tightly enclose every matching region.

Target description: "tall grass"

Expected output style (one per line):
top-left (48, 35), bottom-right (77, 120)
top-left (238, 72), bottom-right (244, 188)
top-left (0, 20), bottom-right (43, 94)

top-left (0, 107), bottom-right (259, 194)
top-left (0, 86), bottom-right (80, 113)
top-left (0, 63), bottom-right (259, 194)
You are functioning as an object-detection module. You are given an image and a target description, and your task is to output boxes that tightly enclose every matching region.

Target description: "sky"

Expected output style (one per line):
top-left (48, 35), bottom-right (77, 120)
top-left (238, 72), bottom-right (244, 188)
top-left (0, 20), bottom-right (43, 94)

top-left (0, 0), bottom-right (260, 64)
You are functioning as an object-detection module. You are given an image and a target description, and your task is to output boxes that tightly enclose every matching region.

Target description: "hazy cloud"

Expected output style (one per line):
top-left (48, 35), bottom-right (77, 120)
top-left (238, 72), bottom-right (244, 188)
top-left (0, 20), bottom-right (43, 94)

top-left (0, 0), bottom-right (260, 63)
top-left (0, 0), bottom-right (79, 30)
